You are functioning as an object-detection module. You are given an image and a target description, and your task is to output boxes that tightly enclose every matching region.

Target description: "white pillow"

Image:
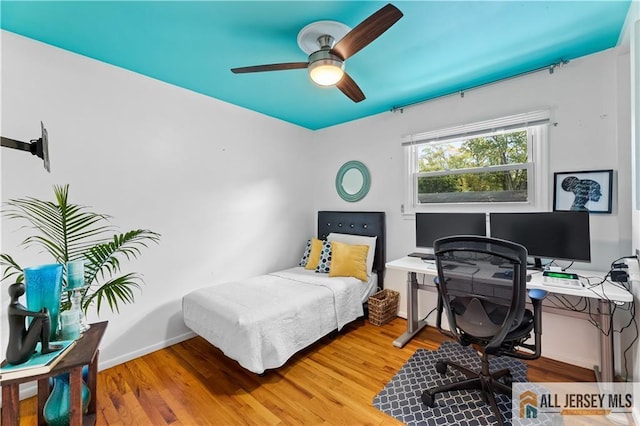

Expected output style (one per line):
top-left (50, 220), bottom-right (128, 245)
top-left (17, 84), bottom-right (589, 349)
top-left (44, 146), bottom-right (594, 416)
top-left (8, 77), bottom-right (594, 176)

top-left (327, 233), bottom-right (377, 276)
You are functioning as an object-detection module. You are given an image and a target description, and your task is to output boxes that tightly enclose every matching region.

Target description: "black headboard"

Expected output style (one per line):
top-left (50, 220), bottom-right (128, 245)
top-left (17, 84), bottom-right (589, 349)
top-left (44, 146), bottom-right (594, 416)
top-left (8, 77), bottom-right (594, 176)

top-left (317, 211), bottom-right (386, 288)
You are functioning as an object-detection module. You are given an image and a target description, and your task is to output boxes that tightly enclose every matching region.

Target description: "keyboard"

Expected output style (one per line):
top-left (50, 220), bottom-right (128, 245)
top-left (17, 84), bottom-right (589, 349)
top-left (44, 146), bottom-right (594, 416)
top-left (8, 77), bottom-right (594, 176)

top-left (542, 275), bottom-right (583, 288)
top-left (408, 252), bottom-right (435, 261)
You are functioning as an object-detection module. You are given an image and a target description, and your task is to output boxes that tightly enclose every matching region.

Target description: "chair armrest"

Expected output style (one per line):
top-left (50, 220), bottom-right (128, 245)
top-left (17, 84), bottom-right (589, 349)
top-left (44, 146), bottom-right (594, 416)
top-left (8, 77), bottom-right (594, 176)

top-left (528, 289), bottom-right (548, 301)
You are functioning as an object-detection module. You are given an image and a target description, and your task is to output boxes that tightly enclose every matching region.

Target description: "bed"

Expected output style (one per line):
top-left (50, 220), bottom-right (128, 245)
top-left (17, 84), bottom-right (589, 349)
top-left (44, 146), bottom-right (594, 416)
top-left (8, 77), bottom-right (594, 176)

top-left (182, 211), bottom-right (386, 374)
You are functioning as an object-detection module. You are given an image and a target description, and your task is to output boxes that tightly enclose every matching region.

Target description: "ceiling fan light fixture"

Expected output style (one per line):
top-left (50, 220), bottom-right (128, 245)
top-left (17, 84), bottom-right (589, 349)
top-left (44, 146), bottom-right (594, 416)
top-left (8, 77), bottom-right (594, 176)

top-left (309, 59), bottom-right (344, 86)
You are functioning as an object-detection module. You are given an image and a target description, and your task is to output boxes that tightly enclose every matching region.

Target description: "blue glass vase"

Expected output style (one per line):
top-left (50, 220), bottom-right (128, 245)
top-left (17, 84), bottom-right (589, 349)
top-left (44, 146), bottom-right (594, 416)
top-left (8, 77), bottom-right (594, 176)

top-left (24, 263), bottom-right (63, 341)
top-left (43, 372), bottom-right (91, 425)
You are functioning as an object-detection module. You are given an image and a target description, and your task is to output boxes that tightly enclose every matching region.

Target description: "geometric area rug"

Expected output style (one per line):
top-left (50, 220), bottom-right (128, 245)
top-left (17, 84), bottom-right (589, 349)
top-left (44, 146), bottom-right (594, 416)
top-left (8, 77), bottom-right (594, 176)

top-left (373, 341), bottom-right (528, 426)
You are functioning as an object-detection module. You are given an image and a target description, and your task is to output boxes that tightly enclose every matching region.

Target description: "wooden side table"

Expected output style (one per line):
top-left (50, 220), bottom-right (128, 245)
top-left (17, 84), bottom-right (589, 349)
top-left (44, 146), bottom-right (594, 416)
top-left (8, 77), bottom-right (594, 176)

top-left (1, 321), bottom-right (108, 426)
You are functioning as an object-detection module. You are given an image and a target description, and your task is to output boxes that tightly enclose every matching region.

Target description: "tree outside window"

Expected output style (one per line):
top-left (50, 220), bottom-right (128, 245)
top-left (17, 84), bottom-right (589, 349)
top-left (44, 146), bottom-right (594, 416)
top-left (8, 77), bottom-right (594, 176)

top-left (415, 130), bottom-right (530, 204)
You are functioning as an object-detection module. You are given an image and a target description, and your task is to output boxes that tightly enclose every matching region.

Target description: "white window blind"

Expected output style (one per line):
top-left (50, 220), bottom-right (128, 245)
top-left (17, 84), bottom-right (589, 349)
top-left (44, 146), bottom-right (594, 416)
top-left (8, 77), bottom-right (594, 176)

top-left (401, 110), bottom-right (551, 146)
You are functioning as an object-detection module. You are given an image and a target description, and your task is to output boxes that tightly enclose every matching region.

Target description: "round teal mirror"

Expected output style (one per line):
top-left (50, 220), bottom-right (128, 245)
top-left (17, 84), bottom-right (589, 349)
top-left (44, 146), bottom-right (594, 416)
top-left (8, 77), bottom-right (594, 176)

top-left (335, 161), bottom-right (371, 202)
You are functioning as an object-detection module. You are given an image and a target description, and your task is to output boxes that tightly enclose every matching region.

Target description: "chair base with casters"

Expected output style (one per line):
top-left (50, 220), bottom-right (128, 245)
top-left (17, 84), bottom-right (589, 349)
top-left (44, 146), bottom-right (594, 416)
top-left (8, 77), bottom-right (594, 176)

top-left (421, 296), bottom-right (543, 426)
top-left (421, 236), bottom-right (546, 426)
top-left (421, 346), bottom-right (514, 425)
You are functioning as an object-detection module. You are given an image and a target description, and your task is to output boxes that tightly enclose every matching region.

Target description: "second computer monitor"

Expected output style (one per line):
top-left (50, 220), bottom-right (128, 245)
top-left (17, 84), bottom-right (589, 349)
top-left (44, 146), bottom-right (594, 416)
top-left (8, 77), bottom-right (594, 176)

top-left (415, 212), bottom-right (487, 250)
top-left (489, 211), bottom-right (591, 267)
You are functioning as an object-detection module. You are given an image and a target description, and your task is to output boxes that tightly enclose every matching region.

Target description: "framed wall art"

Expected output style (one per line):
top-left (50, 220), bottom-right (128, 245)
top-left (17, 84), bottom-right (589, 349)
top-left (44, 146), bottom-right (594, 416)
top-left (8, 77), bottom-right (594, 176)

top-left (553, 169), bottom-right (613, 214)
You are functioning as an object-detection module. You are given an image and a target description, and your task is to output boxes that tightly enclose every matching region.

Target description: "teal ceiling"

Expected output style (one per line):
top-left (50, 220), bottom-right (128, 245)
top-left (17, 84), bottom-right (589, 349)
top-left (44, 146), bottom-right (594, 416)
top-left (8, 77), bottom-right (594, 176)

top-left (0, 1), bottom-right (631, 130)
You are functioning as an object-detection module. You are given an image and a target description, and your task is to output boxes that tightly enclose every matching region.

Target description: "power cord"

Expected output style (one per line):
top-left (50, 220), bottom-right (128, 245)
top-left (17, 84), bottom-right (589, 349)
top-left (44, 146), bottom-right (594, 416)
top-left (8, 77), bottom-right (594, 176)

top-left (587, 259), bottom-right (637, 381)
top-left (538, 279), bottom-right (636, 380)
top-left (544, 259), bottom-right (575, 271)
top-left (619, 300), bottom-right (638, 381)
top-left (421, 306), bottom-right (438, 322)
top-left (609, 254), bottom-right (638, 269)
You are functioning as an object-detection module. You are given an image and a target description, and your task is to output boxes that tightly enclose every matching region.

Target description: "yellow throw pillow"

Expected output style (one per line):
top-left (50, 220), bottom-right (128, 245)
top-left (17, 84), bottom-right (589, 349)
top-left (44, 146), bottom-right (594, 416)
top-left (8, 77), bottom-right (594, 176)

top-left (305, 238), bottom-right (324, 270)
top-left (329, 241), bottom-right (369, 281)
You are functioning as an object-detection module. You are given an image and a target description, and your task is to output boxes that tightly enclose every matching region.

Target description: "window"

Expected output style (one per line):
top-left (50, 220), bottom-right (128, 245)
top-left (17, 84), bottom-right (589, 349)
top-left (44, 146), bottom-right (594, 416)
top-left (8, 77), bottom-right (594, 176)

top-left (403, 111), bottom-right (550, 213)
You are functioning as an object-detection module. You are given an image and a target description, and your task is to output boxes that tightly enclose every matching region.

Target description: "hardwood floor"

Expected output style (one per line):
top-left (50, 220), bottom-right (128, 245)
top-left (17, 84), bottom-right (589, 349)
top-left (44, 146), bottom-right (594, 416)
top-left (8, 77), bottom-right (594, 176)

top-left (16, 318), bottom-right (595, 425)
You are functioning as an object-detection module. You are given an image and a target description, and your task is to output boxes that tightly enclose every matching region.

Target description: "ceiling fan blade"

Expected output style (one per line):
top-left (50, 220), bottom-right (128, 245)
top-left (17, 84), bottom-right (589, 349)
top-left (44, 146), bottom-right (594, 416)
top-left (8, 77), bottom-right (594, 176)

top-left (336, 73), bottom-right (365, 103)
top-left (331, 3), bottom-right (403, 61)
top-left (231, 62), bottom-right (308, 74)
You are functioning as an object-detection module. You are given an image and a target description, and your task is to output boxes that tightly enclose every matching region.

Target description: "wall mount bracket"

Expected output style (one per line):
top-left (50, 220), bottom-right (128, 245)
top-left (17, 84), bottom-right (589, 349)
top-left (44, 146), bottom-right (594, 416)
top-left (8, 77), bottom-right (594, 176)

top-left (1, 122), bottom-right (50, 172)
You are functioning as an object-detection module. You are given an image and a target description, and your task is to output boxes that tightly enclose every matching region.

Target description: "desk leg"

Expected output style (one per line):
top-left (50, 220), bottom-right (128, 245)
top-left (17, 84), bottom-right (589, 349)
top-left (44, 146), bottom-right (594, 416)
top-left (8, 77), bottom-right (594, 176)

top-left (592, 303), bottom-right (629, 425)
top-left (87, 350), bottom-right (99, 416)
top-left (1, 383), bottom-right (19, 426)
top-left (593, 299), bottom-right (614, 383)
top-left (393, 271), bottom-right (428, 348)
top-left (69, 366), bottom-right (83, 426)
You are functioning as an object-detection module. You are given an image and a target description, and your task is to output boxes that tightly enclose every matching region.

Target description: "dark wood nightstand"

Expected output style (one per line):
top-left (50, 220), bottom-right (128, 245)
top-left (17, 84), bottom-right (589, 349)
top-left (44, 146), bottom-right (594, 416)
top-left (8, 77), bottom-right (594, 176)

top-left (1, 321), bottom-right (108, 426)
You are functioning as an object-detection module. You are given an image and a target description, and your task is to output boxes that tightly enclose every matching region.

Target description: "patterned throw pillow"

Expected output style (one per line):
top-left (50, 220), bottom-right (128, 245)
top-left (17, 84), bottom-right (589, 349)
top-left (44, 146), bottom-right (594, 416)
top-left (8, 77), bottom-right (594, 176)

top-left (298, 239), bottom-right (312, 266)
top-left (315, 240), bottom-right (332, 273)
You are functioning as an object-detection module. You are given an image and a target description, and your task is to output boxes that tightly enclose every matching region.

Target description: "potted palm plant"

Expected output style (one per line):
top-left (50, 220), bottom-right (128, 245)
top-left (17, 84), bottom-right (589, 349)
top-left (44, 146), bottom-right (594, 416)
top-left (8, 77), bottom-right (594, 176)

top-left (1, 184), bottom-right (159, 425)
top-left (1, 184), bottom-right (160, 315)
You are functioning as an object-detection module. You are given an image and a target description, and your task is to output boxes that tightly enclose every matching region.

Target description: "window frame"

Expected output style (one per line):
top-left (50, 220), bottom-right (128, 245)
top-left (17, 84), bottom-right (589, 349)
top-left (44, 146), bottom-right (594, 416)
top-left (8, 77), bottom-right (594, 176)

top-left (402, 111), bottom-right (550, 215)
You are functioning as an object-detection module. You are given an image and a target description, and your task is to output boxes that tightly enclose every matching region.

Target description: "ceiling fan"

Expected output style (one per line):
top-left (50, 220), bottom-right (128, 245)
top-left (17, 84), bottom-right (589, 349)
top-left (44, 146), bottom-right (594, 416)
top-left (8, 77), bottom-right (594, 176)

top-left (230, 3), bottom-right (403, 103)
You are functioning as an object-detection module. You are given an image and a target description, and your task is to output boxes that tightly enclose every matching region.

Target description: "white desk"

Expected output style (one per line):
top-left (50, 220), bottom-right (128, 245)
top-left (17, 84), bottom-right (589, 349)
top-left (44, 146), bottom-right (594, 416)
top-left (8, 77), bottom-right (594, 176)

top-left (386, 256), bottom-right (633, 383)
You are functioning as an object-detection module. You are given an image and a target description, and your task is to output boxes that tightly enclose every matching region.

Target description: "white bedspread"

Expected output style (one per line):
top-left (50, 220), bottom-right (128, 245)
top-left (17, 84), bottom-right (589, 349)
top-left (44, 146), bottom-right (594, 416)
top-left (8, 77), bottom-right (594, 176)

top-left (182, 267), bottom-right (365, 374)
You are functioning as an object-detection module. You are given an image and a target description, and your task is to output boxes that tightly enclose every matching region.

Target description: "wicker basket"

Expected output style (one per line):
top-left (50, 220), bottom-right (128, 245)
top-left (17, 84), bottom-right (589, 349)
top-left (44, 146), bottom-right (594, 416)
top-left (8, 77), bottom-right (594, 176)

top-left (367, 289), bottom-right (400, 326)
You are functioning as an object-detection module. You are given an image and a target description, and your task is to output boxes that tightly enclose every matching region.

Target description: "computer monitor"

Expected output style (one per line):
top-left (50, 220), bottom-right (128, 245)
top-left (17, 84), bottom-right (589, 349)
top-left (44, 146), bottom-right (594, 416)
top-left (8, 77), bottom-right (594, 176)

top-left (489, 211), bottom-right (591, 269)
top-left (415, 213), bottom-right (487, 251)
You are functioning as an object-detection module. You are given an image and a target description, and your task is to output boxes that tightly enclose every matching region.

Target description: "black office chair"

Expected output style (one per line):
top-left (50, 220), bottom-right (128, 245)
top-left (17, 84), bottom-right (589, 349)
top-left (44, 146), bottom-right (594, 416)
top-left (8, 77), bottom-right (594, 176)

top-left (421, 235), bottom-right (544, 426)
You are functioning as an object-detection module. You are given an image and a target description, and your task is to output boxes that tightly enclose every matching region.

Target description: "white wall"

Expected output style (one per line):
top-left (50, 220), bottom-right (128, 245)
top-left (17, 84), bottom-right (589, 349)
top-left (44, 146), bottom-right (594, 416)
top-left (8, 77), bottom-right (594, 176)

top-left (312, 47), bottom-right (635, 371)
top-left (0, 31), bottom-right (315, 397)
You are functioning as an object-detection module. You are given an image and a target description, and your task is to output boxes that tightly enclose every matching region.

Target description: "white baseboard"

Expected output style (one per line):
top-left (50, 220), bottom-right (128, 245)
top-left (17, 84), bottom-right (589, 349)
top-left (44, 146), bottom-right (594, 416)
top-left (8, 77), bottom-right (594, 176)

top-left (99, 330), bottom-right (196, 370)
top-left (1, 330), bottom-right (197, 406)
